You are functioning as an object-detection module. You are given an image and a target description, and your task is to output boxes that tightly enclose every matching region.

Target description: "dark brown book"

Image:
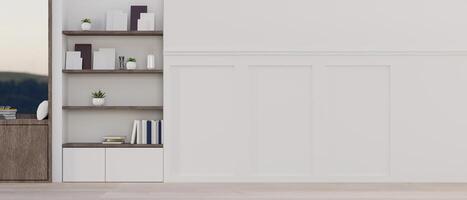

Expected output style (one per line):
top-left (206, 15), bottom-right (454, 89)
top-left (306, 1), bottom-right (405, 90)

top-left (130, 5), bottom-right (147, 31)
top-left (75, 44), bottom-right (92, 69)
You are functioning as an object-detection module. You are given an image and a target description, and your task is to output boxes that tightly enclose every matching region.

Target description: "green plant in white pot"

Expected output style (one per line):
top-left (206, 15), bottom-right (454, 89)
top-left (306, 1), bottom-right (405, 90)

top-left (126, 57), bottom-right (137, 69)
top-left (81, 18), bottom-right (92, 31)
top-left (91, 90), bottom-right (106, 106)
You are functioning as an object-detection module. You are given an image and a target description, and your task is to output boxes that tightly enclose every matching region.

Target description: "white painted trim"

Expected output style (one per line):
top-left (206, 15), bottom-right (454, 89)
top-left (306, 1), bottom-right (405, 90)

top-left (51, 0), bottom-right (64, 183)
top-left (164, 50), bottom-right (467, 56)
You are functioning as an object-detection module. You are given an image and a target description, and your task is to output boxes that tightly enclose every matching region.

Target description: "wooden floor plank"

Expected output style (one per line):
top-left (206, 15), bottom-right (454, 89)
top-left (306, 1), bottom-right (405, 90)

top-left (2, 183), bottom-right (467, 200)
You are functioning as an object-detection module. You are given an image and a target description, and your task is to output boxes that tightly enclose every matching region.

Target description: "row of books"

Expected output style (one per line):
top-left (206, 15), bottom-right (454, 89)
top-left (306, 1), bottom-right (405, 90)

top-left (130, 120), bottom-right (163, 144)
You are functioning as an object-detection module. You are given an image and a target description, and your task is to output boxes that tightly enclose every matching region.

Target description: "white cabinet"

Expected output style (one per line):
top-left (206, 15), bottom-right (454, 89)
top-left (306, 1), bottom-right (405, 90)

top-left (63, 148), bottom-right (163, 182)
top-left (63, 148), bottom-right (105, 182)
top-left (106, 148), bottom-right (163, 182)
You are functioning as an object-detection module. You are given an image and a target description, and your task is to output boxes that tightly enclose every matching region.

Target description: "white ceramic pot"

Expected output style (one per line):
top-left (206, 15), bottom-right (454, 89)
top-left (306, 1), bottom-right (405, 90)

top-left (126, 61), bottom-right (137, 69)
top-left (92, 98), bottom-right (105, 106)
top-left (81, 22), bottom-right (92, 31)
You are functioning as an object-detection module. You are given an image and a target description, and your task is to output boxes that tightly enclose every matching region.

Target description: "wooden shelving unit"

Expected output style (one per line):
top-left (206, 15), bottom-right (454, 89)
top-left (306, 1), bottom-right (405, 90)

top-left (58, 0), bottom-right (165, 182)
top-left (62, 69), bottom-right (163, 74)
top-left (62, 30), bottom-right (163, 36)
top-left (63, 143), bottom-right (163, 148)
top-left (62, 106), bottom-right (163, 110)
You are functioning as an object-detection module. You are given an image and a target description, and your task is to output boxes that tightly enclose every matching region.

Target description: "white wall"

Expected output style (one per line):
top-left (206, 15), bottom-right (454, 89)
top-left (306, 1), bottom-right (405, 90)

top-left (164, 0), bottom-right (467, 182)
top-left (165, 0), bottom-right (467, 52)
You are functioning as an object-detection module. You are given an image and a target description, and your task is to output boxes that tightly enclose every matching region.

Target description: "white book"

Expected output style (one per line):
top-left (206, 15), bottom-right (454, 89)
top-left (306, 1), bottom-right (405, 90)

top-left (138, 13), bottom-right (155, 31)
top-left (137, 19), bottom-right (147, 31)
top-left (106, 10), bottom-right (128, 31)
top-left (65, 51), bottom-right (82, 69)
top-left (106, 10), bottom-right (117, 30)
top-left (99, 48), bottom-right (116, 69)
top-left (93, 51), bottom-right (106, 70)
top-left (114, 12), bottom-right (128, 31)
top-left (160, 120), bottom-right (164, 144)
top-left (102, 141), bottom-right (124, 144)
top-left (103, 136), bottom-right (126, 140)
top-left (136, 120), bottom-right (142, 144)
top-left (156, 120), bottom-right (160, 144)
top-left (141, 120), bottom-right (147, 144)
top-left (130, 120), bottom-right (138, 144)
top-left (151, 120), bottom-right (157, 144)
top-left (93, 48), bottom-right (116, 70)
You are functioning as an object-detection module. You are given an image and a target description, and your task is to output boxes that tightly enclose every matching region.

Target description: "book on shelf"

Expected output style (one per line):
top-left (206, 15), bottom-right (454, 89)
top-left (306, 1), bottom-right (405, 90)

top-left (137, 120), bottom-right (142, 144)
top-left (151, 120), bottom-right (158, 144)
top-left (102, 141), bottom-right (124, 145)
top-left (103, 136), bottom-right (126, 140)
top-left (147, 120), bottom-right (152, 144)
top-left (130, 119), bottom-right (164, 145)
top-left (102, 136), bottom-right (125, 144)
top-left (160, 119), bottom-right (164, 144)
top-left (130, 120), bottom-right (138, 144)
top-left (141, 120), bottom-right (147, 144)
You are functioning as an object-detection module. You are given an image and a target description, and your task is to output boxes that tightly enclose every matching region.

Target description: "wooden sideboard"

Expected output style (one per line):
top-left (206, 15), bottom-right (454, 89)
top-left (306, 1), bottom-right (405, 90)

top-left (0, 119), bottom-right (49, 182)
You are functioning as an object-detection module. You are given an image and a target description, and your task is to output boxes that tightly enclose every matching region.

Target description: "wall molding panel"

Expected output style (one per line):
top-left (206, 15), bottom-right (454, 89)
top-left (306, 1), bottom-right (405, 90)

top-left (166, 65), bottom-right (238, 180)
top-left (248, 65), bottom-right (313, 177)
top-left (313, 65), bottom-right (391, 177)
top-left (164, 54), bottom-right (467, 182)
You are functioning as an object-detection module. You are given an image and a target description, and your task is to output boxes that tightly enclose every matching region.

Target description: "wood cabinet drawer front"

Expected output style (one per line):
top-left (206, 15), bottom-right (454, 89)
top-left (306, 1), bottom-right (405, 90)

top-left (106, 148), bottom-right (163, 182)
top-left (63, 148), bottom-right (105, 182)
top-left (0, 125), bottom-right (48, 181)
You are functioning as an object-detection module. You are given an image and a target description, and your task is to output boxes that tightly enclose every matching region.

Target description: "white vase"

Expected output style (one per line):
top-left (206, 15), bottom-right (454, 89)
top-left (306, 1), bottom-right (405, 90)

top-left (126, 61), bottom-right (137, 69)
top-left (92, 98), bottom-right (105, 106)
top-left (81, 22), bottom-right (92, 31)
top-left (147, 54), bottom-right (155, 69)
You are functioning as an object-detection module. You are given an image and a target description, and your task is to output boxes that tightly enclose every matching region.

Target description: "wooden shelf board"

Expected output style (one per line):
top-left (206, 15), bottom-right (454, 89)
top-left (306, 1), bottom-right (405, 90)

top-left (62, 106), bottom-right (163, 110)
top-left (62, 69), bottom-right (162, 74)
top-left (63, 143), bottom-right (163, 148)
top-left (62, 30), bottom-right (163, 36)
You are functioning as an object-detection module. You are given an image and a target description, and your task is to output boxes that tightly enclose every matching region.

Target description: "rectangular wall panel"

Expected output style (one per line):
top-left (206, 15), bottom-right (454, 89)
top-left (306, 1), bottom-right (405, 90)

top-left (314, 65), bottom-right (390, 177)
top-left (249, 65), bottom-right (313, 177)
top-left (170, 65), bottom-right (238, 178)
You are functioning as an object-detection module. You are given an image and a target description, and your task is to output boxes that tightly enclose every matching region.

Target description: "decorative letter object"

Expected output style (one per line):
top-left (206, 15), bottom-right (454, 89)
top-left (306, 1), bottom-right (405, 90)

top-left (118, 56), bottom-right (125, 69)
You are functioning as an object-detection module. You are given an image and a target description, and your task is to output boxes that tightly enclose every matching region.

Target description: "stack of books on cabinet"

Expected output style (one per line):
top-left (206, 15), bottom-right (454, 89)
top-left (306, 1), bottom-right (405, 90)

top-left (0, 106), bottom-right (17, 120)
top-left (102, 136), bottom-right (126, 144)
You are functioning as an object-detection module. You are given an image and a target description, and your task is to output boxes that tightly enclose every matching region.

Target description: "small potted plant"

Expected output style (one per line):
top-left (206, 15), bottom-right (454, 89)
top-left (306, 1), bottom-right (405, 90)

top-left (81, 18), bottom-right (92, 31)
top-left (91, 90), bottom-right (106, 106)
top-left (126, 57), bottom-right (137, 69)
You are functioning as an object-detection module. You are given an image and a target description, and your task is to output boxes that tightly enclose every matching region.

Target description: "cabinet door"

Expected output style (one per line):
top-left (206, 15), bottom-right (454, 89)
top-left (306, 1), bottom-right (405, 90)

top-left (0, 125), bottom-right (48, 181)
top-left (106, 148), bottom-right (163, 182)
top-left (63, 148), bottom-right (105, 182)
